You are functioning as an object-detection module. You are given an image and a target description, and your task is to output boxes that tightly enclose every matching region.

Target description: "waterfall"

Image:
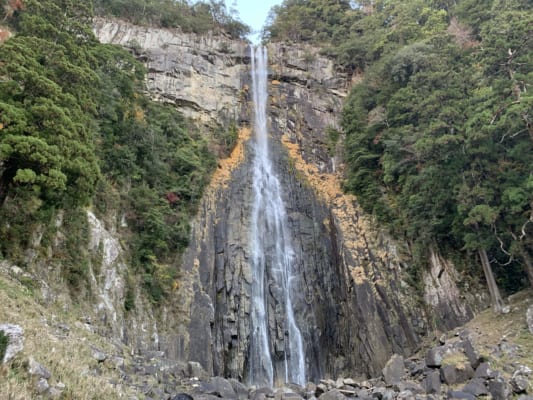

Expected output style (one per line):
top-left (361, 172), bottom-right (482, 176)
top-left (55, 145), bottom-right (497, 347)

top-left (248, 46), bottom-right (306, 387)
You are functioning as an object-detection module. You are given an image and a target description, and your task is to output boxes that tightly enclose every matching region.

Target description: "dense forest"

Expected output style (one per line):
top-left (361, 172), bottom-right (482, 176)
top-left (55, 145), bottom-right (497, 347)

top-left (266, 0), bottom-right (533, 310)
top-left (0, 0), bottom-right (244, 303)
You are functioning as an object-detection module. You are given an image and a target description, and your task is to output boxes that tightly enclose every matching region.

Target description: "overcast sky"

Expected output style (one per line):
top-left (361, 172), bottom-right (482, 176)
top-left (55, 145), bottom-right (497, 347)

top-left (226, 0), bottom-right (283, 43)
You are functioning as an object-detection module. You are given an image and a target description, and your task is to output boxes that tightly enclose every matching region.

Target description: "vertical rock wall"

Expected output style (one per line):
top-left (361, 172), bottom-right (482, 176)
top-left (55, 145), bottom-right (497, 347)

top-left (91, 23), bottom-right (480, 382)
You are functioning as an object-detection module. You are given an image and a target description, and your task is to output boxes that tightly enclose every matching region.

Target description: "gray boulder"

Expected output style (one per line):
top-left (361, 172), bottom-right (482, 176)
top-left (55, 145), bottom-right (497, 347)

top-left (229, 378), bottom-right (249, 400)
top-left (318, 389), bottom-right (346, 400)
top-left (202, 377), bottom-right (237, 398)
top-left (447, 390), bottom-right (475, 399)
top-left (511, 367), bottom-right (532, 394)
top-left (0, 324), bottom-right (24, 363)
top-left (382, 354), bottom-right (405, 385)
top-left (424, 370), bottom-right (441, 395)
top-left (28, 357), bottom-right (51, 379)
top-left (35, 377), bottom-right (50, 394)
top-left (440, 363), bottom-right (474, 385)
top-left (488, 377), bottom-right (512, 400)
top-left (462, 378), bottom-right (489, 397)
top-left (425, 347), bottom-right (445, 368)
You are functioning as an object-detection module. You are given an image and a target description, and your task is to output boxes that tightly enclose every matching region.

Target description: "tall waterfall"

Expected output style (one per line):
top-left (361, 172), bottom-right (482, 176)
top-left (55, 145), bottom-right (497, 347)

top-left (248, 46), bottom-right (306, 387)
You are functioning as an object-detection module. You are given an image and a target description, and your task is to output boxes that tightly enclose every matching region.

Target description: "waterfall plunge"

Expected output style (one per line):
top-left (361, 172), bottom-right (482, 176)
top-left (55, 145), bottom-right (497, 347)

top-left (248, 46), bottom-right (306, 387)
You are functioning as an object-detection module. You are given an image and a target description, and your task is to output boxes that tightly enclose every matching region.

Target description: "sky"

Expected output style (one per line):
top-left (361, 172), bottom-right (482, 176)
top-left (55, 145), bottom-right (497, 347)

top-left (225, 0), bottom-right (283, 43)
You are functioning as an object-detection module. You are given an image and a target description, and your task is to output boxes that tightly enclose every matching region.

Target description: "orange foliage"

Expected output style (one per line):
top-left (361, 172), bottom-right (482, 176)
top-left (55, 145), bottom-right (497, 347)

top-left (3, 0), bottom-right (25, 19)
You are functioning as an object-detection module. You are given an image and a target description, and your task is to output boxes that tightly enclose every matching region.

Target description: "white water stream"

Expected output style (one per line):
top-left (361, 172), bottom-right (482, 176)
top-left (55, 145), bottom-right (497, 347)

top-left (248, 46), bottom-right (306, 387)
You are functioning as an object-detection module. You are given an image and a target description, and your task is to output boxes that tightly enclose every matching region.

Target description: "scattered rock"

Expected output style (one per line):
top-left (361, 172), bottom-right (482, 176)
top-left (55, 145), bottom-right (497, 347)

top-left (204, 377), bottom-right (237, 398)
top-left (35, 377), bottom-right (50, 394)
top-left (447, 390), bottom-right (476, 399)
top-left (473, 362), bottom-right (492, 379)
top-left (28, 357), bottom-right (51, 379)
top-left (0, 324), bottom-right (24, 363)
top-left (462, 378), bottom-right (488, 397)
top-left (488, 377), bottom-right (511, 400)
top-left (440, 363), bottom-right (474, 385)
top-left (317, 389), bottom-right (346, 400)
top-left (511, 366), bottom-right (531, 394)
top-left (527, 305), bottom-right (533, 334)
top-left (456, 338), bottom-right (481, 369)
top-left (229, 378), bottom-right (249, 400)
top-left (188, 361), bottom-right (209, 380)
top-left (172, 394), bottom-right (193, 400)
top-left (91, 346), bottom-right (107, 362)
top-left (382, 354), bottom-right (405, 385)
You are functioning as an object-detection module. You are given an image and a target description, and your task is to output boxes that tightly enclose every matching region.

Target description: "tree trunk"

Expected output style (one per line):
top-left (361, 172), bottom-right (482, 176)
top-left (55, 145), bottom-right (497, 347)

top-left (478, 248), bottom-right (505, 313)
top-left (519, 246), bottom-right (533, 289)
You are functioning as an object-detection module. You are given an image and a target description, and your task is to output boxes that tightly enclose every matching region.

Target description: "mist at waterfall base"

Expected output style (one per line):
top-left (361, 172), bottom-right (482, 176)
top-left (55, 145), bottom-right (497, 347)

top-left (247, 46), bottom-right (307, 387)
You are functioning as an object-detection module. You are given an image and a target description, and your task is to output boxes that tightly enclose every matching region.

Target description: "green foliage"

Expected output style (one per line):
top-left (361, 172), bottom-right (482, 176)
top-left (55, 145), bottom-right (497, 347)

top-left (93, 0), bottom-right (250, 39)
top-left (335, 0), bottom-right (533, 292)
top-left (264, 0), bottom-right (356, 44)
top-left (0, 330), bottom-right (8, 362)
top-left (0, 0), bottom-right (218, 304)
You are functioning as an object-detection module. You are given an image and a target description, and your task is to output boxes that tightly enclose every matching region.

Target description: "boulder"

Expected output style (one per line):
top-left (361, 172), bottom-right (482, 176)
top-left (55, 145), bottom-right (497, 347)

top-left (474, 362), bottom-right (492, 379)
top-left (512, 378), bottom-right (530, 395)
top-left (91, 347), bottom-right (107, 362)
top-left (488, 377), bottom-right (511, 400)
top-left (28, 357), bottom-right (51, 379)
top-left (425, 347), bottom-right (445, 368)
top-left (424, 370), bottom-right (441, 395)
top-left (382, 354), bottom-right (405, 385)
top-left (0, 324), bottom-right (24, 363)
top-left (318, 389), bottom-right (346, 400)
top-left (203, 377), bottom-right (237, 399)
top-left (440, 363), bottom-right (474, 385)
top-left (456, 338), bottom-right (481, 369)
top-left (447, 390), bottom-right (475, 399)
top-left (35, 377), bottom-right (50, 394)
top-left (229, 378), bottom-right (249, 400)
top-left (188, 361), bottom-right (209, 380)
top-left (462, 378), bottom-right (489, 397)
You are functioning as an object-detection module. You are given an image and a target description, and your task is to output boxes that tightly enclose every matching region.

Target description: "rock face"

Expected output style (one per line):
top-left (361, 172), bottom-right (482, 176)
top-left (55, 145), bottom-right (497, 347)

top-left (93, 18), bottom-right (249, 126)
top-left (172, 41), bottom-right (476, 381)
top-left (90, 21), bottom-right (480, 382)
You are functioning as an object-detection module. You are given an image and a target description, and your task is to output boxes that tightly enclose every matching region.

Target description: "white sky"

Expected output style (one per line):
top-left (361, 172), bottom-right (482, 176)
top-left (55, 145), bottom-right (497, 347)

top-left (225, 0), bottom-right (283, 43)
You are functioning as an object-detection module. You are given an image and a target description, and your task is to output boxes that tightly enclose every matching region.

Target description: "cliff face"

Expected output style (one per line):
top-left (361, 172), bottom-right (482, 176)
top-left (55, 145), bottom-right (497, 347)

top-left (88, 20), bottom-right (481, 381)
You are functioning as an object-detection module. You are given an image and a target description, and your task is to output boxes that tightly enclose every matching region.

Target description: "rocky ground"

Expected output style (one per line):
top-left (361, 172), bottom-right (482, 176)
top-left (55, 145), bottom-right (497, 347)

top-left (1, 264), bottom-right (532, 400)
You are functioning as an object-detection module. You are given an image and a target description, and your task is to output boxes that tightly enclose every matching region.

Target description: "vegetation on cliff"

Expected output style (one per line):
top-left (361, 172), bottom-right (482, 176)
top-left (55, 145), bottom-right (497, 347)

top-left (92, 0), bottom-right (250, 39)
top-left (266, 0), bottom-right (533, 309)
top-left (0, 0), bottom-right (222, 303)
